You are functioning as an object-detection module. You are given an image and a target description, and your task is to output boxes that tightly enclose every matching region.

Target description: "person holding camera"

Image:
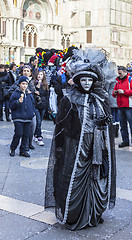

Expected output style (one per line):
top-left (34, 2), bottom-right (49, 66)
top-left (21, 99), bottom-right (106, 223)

top-left (34, 70), bottom-right (49, 146)
top-left (112, 66), bottom-right (132, 148)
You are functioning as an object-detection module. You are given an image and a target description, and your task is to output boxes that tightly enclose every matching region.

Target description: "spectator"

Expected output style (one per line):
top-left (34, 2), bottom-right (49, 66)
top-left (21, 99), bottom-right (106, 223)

top-left (0, 64), bottom-right (11, 121)
top-left (9, 76), bottom-right (35, 157)
top-left (4, 64), bottom-right (10, 73)
top-left (112, 66), bottom-right (132, 147)
top-left (8, 65), bottom-right (36, 150)
top-left (29, 56), bottom-right (38, 77)
top-left (9, 63), bottom-right (17, 84)
top-left (34, 70), bottom-right (49, 146)
top-left (16, 62), bottom-right (24, 76)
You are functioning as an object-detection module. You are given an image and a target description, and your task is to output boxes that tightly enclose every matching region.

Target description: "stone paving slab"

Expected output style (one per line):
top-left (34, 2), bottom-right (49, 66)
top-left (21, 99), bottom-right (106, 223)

top-left (0, 195), bottom-right (44, 217)
top-left (30, 211), bottom-right (57, 225)
top-left (0, 209), bottom-right (48, 240)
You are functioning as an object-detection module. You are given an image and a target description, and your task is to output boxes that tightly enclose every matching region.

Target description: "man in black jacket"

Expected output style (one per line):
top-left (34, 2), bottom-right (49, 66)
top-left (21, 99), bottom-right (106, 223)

top-left (8, 63), bottom-right (18, 85)
top-left (0, 64), bottom-right (11, 121)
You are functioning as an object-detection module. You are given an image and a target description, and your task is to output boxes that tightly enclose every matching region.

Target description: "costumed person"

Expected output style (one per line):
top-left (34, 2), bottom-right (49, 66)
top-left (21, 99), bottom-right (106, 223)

top-left (45, 49), bottom-right (116, 230)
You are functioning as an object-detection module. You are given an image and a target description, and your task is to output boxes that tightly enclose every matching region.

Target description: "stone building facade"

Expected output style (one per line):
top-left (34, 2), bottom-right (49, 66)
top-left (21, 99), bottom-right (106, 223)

top-left (0, 0), bottom-right (132, 65)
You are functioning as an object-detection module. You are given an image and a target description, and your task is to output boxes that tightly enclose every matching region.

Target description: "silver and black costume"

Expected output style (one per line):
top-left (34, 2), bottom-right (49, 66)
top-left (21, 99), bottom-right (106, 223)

top-left (45, 49), bottom-right (116, 230)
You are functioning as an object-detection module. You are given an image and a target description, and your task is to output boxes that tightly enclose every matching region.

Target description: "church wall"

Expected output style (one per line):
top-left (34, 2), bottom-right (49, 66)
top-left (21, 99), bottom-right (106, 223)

top-left (0, 0), bottom-right (132, 65)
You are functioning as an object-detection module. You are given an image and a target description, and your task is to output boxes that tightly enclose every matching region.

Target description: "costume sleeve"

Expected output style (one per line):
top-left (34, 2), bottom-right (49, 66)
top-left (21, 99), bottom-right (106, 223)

top-left (55, 96), bottom-right (81, 148)
top-left (54, 76), bottom-right (68, 97)
top-left (55, 96), bottom-right (71, 148)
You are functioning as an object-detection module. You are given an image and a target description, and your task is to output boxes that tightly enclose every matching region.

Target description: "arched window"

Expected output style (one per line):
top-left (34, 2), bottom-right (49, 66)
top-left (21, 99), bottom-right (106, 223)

top-left (28, 33), bottom-right (32, 47)
top-left (34, 33), bottom-right (37, 48)
top-left (23, 31), bottom-right (26, 47)
top-left (23, 25), bottom-right (37, 48)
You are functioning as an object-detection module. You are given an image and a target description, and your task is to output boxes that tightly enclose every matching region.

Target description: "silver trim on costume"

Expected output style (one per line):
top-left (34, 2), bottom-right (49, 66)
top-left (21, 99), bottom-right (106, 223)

top-left (59, 94), bottom-right (89, 224)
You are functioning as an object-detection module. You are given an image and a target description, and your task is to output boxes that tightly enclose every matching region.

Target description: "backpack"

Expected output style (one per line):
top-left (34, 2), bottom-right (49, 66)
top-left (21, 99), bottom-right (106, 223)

top-left (129, 76), bottom-right (132, 83)
top-left (128, 76), bottom-right (132, 107)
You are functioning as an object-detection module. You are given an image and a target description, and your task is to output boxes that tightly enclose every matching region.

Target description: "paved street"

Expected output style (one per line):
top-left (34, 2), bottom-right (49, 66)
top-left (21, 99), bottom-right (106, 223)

top-left (0, 118), bottom-right (132, 240)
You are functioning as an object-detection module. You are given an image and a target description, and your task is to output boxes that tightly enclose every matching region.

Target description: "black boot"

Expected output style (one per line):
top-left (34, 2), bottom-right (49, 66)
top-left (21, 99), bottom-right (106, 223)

top-left (5, 109), bottom-right (11, 122)
top-left (0, 108), bottom-right (4, 121)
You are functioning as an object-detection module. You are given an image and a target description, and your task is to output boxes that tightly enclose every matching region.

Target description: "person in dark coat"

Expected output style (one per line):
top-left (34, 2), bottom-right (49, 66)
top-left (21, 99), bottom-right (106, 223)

top-left (29, 56), bottom-right (38, 77)
top-left (9, 76), bottom-right (35, 157)
top-left (0, 64), bottom-right (11, 121)
top-left (8, 63), bottom-right (18, 84)
top-left (8, 65), bottom-right (36, 150)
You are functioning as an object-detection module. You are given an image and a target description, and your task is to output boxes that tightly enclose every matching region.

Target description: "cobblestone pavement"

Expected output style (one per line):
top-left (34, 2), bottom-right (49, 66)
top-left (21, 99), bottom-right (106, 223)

top-left (0, 118), bottom-right (132, 240)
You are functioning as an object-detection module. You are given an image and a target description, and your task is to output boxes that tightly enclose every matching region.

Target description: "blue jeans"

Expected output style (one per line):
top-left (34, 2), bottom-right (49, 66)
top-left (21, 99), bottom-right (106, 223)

top-left (111, 108), bottom-right (119, 123)
top-left (35, 108), bottom-right (45, 137)
top-left (118, 107), bottom-right (132, 143)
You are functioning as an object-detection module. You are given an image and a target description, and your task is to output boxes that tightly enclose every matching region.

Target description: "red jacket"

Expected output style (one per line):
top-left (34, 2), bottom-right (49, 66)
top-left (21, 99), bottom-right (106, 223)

top-left (112, 74), bottom-right (132, 108)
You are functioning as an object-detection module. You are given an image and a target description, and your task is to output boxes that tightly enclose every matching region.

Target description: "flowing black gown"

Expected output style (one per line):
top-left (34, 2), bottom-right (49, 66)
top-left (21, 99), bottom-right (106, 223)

top-left (45, 83), bottom-right (116, 230)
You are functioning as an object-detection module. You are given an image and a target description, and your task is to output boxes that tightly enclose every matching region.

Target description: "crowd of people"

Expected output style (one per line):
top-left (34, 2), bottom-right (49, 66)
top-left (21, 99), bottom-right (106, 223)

top-left (0, 46), bottom-right (132, 230)
top-left (0, 47), bottom-right (77, 157)
top-left (0, 47), bottom-right (132, 157)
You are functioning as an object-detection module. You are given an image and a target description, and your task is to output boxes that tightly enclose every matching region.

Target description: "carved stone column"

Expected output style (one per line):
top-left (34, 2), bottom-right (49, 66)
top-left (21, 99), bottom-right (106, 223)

top-left (59, 26), bottom-right (62, 47)
top-left (54, 25), bottom-right (57, 45)
top-left (9, 19), bottom-right (13, 41)
top-left (14, 19), bottom-right (17, 40)
top-left (50, 25), bottom-right (53, 40)
top-left (6, 18), bottom-right (9, 38)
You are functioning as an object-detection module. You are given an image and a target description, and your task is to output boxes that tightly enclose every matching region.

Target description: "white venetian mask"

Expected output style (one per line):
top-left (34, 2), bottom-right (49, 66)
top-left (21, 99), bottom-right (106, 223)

top-left (80, 77), bottom-right (93, 91)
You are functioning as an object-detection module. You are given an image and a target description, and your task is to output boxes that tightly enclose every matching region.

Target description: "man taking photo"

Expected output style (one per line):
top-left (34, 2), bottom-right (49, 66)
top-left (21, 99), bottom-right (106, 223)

top-left (112, 66), bottom-right (132, 148)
